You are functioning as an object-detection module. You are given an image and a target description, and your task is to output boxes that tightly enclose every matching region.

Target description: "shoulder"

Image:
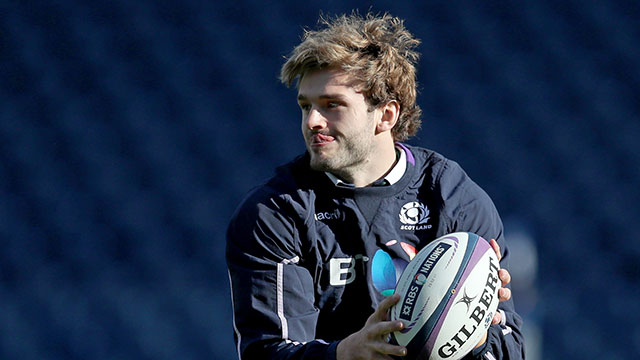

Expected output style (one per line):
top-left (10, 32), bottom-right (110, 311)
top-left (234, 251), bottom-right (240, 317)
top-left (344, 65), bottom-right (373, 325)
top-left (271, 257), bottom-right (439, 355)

top-left (226, 154), bottom-right (320, 260)
top-left (404, 144), bottom-right (500, 230)
top-left (230, 154), bottom-right (313, 225)
top-left (402, 144), bottom-right (468, 191)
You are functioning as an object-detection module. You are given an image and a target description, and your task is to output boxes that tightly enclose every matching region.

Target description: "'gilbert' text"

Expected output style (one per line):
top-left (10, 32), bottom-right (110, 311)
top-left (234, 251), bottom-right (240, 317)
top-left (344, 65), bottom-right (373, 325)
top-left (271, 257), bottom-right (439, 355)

top-left (437, 255), bottom-right (500, 358)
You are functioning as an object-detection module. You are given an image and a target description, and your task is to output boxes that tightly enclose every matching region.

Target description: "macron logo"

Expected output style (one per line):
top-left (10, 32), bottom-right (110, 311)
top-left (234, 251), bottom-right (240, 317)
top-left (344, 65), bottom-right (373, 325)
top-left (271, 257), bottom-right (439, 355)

top-left (314, 208), bottom-right (342, 221)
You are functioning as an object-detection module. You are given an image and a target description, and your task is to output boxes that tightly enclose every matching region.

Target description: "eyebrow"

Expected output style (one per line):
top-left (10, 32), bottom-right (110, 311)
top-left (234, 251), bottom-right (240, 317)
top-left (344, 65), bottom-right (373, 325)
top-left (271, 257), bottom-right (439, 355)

top-left (297, 94), bottom-right (348, 102)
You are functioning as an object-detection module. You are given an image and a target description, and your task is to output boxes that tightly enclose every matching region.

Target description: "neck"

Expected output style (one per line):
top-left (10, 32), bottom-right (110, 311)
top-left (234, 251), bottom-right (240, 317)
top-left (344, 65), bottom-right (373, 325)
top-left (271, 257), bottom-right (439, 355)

top-left (334, 139), bottom-right (398, 187)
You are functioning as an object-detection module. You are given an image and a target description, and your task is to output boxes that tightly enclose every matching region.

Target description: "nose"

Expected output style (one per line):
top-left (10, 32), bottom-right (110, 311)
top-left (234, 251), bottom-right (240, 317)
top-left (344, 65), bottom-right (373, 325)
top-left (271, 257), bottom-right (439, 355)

top-left (305, 107), bottom-right (326, 130)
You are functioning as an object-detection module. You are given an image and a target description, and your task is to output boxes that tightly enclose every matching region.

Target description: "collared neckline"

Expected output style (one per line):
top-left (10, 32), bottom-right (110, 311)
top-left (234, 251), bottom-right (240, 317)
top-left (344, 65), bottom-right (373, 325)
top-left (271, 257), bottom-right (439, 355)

top-left (325, 145), bottom-right (407, 188)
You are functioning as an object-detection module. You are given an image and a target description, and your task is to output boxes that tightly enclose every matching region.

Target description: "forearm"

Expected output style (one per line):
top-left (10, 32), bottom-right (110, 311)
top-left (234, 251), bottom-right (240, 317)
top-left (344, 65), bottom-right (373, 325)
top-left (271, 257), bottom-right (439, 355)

top-left (243, 339), bottom-right (339, 360)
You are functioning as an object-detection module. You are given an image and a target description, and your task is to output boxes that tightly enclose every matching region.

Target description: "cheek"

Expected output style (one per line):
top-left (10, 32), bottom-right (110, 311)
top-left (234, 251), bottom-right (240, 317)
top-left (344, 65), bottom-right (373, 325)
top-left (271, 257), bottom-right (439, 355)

top-left (362, 111), bottom-right (379, 133)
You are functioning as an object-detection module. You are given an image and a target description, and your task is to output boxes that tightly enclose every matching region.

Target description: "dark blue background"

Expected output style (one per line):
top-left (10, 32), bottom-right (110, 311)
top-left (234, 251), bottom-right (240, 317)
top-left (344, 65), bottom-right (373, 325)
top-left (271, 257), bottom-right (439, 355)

top-left (1, 1), bottom-right (638, 359)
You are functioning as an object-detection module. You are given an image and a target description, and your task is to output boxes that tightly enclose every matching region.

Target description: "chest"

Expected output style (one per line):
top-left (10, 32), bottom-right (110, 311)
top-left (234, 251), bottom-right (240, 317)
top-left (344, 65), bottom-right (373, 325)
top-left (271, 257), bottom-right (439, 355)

top-left (305, 195), bottom-right (446, 289)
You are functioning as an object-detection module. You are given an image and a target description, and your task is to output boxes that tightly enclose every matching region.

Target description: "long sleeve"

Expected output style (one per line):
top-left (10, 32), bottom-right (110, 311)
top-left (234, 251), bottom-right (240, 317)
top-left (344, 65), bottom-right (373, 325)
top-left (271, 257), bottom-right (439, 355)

top-left (439, 160), bottom-right (526, 360)
top-left (226, 189), bottom-right (338, 360)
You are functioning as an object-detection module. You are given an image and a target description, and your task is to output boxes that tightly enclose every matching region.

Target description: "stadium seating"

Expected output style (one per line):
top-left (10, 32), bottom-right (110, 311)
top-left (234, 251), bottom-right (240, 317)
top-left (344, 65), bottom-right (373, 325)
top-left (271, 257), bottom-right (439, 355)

top-left (0, 1), bottom-right (638, 359)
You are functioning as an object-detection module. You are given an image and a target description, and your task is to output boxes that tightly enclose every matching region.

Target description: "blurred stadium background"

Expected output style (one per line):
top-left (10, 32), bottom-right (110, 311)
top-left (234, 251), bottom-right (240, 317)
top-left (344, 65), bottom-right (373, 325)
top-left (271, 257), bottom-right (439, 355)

top-left (1, 1), bottom-right (638, 359)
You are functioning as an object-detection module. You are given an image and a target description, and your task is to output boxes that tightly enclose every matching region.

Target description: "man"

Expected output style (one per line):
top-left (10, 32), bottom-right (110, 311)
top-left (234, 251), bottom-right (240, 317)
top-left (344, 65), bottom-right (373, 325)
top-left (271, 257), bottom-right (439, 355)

top-left (227, 13), bottom-right (525, 360)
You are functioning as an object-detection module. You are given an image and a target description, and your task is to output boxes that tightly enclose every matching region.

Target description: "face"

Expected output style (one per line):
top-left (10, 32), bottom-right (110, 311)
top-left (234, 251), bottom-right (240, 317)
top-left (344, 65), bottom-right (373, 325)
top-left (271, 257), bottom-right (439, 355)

top-left (297, 68), bottom-right (380, 175)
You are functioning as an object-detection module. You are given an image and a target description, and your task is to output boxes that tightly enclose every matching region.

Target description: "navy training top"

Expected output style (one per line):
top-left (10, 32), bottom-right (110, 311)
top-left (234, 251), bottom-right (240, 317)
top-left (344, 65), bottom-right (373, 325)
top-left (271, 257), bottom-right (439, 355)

top-left (226, 144), bottom-right (525, 360)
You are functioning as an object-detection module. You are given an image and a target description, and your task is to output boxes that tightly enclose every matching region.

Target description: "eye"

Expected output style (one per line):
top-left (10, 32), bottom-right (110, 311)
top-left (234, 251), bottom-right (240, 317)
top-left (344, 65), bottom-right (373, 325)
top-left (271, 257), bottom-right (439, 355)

top-left (299, 103), bottom-right (311, 112)
top-left (326, 101), bottom-right (344, 109)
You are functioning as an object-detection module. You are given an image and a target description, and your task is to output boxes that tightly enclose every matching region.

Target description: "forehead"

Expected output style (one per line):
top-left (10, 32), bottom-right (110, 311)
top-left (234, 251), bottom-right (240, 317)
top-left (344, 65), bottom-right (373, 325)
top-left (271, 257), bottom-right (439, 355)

top-left (297, 68), bottom-right (362, 99)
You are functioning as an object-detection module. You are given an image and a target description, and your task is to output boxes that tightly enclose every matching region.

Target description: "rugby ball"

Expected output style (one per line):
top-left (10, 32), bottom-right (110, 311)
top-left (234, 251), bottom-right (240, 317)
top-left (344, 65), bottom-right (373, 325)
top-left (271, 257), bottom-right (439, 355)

top-left (390, 232), bottom-right (500, 360)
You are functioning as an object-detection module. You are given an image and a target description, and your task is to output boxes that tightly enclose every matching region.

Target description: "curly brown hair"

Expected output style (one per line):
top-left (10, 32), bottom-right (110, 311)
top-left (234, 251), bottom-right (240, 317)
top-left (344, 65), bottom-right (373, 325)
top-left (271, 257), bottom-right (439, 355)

top-left (280, 12), bottom-right (422, 141)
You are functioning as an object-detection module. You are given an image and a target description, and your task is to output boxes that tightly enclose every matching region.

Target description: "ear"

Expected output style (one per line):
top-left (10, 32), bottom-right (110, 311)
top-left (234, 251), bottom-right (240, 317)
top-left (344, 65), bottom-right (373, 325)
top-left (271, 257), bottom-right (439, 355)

top-left (376, 100), bottom-right (400, 134)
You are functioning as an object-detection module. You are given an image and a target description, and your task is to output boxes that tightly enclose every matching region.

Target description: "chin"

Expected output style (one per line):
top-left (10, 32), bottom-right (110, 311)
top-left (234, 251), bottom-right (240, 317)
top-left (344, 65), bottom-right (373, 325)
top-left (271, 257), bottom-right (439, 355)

top-left (309, 158), bottom-right (330, 172)
top-left (308, 153), bottom-right (336, 172)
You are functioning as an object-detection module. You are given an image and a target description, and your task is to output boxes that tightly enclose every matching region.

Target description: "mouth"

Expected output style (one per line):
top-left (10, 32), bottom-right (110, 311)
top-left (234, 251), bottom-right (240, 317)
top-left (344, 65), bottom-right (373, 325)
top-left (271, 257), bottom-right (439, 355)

top-left (309, 133), bottom-right (335, 147)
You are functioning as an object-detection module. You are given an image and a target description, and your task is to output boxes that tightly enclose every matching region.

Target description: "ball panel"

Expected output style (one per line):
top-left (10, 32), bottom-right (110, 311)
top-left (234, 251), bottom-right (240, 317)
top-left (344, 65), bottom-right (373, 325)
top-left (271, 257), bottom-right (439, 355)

top-left (428, 241), bottom-right (499, 359)
top-left (390, 233), bottom-right (468, 347)
top-left (424, 234), bottom-right (488, 351)
top-left (388, 232), bottom-right (501, 360)
top-left (402, 234), bottom-right (480, 356)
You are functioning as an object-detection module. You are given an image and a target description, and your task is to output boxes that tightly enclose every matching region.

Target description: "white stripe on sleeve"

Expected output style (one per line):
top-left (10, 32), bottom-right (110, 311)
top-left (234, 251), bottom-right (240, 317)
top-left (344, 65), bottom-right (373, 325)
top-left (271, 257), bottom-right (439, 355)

top-left (502, 325), bottom-right (513, 336)
top-left (276, 262), bottom-right (289, 340)
top-left (228, 270), bottom-right (243, 360)
top-left (276, 256), bottom-right (300, 341)
top-left (499, 309), bottom-right (507, 326)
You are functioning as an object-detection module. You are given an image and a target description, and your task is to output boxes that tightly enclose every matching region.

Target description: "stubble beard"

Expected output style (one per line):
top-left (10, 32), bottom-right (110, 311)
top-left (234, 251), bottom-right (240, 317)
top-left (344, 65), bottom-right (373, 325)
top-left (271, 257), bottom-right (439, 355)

top-left (306, 110), bottom-right (378, 178)
top-left (307, 132), bottom-right (374, 177)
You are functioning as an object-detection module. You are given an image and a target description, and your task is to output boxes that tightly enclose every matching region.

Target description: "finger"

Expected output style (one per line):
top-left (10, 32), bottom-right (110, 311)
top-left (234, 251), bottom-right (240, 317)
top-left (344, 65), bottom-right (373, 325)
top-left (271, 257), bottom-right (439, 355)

top-left (492, 311), bottom-right (502, 325)
top-left (372, 342), bottom-right (408, 357)
top-left (371, 293), bottom-right (401, 322)
top-left (489, 239), bottom-right (502, 261)
top-left (370, 320), bottom-right (404, 338)
top-left (498, 287), bottom-right (511, 302)
top-left (498, 268), bottom-right (511, 287)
